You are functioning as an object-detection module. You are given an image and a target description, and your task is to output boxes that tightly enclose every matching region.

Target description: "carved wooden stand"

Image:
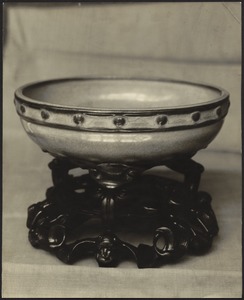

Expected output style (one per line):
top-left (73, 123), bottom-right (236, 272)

top-left (27, 158), bottom-right (218, 268)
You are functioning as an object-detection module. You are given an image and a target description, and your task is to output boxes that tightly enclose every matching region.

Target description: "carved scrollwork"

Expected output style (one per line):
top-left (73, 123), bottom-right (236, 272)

top-left (26, 158), bottom-right (219, 268)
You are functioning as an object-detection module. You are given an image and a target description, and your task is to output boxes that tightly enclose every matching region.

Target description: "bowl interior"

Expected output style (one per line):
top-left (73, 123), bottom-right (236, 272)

top-left (22, 79), bottom-right (222, 110)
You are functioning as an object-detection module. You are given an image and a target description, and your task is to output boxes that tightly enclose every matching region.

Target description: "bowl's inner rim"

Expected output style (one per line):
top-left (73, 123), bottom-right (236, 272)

top-left (15, 78), bottom-right (229, 111)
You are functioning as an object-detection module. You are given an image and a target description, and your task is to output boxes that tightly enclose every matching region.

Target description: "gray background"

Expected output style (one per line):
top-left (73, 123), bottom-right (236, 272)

top-left (3, 2), bottom-right (242, 298)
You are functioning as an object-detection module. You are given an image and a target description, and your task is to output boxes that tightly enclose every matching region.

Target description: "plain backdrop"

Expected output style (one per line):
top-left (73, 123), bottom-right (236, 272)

top-left (2, 2), bottom-right (242, 298)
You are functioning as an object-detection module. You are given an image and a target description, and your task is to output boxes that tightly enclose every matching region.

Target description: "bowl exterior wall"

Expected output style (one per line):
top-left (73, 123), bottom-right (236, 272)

top-left (20, 118), bottom-right (224, 165)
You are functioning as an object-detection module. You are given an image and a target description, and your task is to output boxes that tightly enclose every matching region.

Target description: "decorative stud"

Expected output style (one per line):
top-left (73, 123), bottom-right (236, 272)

top-left (41, 110), bottom-right (50, 120)
top-left (156, 115), bottom-right (168, 126)
top-left (191, 111), bottom-right (200, 122)
top-left (73, 114), bottom-right (85, 125)
top-left (113, 116), bottom-right (126, 127)
top-left (20, 104), bottom-right (26, 114)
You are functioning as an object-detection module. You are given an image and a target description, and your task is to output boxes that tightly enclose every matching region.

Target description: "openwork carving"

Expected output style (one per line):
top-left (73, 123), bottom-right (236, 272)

top-left (27, 158), bottom-right (218, 268)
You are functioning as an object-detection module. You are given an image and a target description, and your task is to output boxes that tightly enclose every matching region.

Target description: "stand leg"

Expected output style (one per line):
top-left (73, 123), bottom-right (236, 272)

top-left (165, 158), bottom-right (204, 195)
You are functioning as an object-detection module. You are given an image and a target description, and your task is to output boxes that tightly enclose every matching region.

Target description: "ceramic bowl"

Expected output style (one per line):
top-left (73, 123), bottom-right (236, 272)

top-left (14, 78), bottom-right (230, 167)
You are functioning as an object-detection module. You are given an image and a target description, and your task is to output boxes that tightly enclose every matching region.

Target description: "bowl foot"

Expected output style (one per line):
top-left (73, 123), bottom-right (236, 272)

top-left (26, 158), bottom-right (218, 268)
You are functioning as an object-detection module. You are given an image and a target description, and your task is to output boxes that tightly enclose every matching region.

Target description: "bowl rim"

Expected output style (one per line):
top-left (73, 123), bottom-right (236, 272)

top-left (15, 77), bottom-right (229, 114)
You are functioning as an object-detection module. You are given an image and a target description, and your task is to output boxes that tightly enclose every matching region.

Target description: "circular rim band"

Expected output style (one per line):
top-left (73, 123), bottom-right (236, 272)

top-left (14, 77), bottom-right (230, 132)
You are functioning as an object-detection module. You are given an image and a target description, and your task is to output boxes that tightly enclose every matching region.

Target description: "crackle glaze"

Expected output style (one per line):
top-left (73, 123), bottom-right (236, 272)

top-left (14, 77), bottom-right (230, 167)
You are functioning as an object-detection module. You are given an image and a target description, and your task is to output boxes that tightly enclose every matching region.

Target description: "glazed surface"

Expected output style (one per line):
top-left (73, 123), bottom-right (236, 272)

top-left (18, 78), bottom-right (224, 110)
